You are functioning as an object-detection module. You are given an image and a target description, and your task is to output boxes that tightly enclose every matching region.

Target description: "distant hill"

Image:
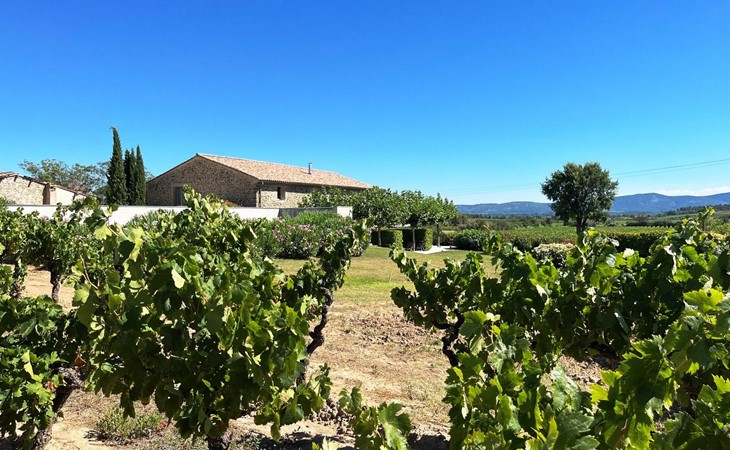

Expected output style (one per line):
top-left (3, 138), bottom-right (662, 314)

top-left (458, 201), bottom-right (552, 216)
top-left (611, 192), bottom-right (730, 213)
top-left (457, 192), bottom-right (730, 215)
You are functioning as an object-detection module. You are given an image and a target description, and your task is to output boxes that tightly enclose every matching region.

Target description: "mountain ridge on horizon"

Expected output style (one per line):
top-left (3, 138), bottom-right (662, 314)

top-left (457, 192), bottom-right (730, 215)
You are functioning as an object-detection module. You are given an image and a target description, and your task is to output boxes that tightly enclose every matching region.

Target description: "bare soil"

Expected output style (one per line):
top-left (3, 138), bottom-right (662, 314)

top-left (13, 267), bottom-right (605, 449)
top-left (22, 266), bottom-right (75, 309)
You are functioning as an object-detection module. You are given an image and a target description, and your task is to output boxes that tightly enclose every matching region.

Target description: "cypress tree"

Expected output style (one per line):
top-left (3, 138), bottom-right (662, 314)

top-left (124, 149), bottom-right (135, 204)
top-left (106, 127), bottom-right (127, 205)
top-left (135, 146), bottom-right (147, 205)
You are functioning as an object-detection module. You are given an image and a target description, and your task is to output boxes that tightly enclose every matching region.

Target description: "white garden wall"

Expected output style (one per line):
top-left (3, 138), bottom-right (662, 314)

top-left (5, 205), bottom-right (353, 226)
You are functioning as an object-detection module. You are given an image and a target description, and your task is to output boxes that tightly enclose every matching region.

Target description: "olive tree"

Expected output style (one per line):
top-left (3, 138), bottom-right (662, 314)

top-left (353, 187), bottom-right (408, 246)
top-left (421, 193), bottom-right (459, 246)
top-left (541, 162), bottom-right (618, 234)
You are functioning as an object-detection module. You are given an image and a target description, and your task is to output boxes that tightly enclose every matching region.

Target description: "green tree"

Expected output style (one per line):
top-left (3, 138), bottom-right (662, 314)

top-left (401, 190), bottom-right (427, 250)
top-left (19, 159), bottom-right (106, 195)
top-left (541, 162), bottom-right (618, 234)
top-left (354, 187), bottom-right (408, 246)
top-left (421, 193), bottom-right (459, 246)
top-left (124, 148), bottom-right (135, 204)
top-left (134, 146), bottom-right (147, 204)
top-left (106, 127), bottom-right (127, 205)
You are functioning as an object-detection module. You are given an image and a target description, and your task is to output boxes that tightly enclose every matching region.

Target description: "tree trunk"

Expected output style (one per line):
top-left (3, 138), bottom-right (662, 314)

top-left (436, 224), bottom-right (441, 247)
top-left (411, 229), bottom-right (416, 251)
top-left (378, 228), bottom-right (382, 247)
top-left (11, 262), bottom-right (26, 299)
top-left (298, 288), bottom-right (334, 384)
top-left (50, 271), bottom-right (61, 303)
top-left (433, 311), bottom-right (465, 368)
top-left (31, 368), bottom-right (83, 450)
top-left (576, 217), bottom-right (586, 235)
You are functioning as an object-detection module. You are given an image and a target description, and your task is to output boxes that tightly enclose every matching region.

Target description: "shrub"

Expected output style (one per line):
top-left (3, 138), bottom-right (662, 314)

top-left (499, 227), bottom-right (576, 251)
top-left (403, 228), bottom-right (433, 251)
top-left (625, 218), bottom-right (677, 227)
top-left (293, 211), bottom-right (369, 256)
top-left (248, 211), bottom-right (369, 259)
top-left (96, 407), bottom-right (163, 443)
top-left (291, 210), bottom-right (345, 228)
top-left (530, 243), bottom-right (575, 268)
top-left (371, 229), bottom-right (403, 249)
top-left (124, 209), bottom-right (176, 231)
top-left (287, 211), bottom-right (369, 258)
top-left (453, 229), bottom-right (488, 251)
top-left (273, 220), bottom-right (321, 259)
top-left (248, 219), bottom-right (283, 259)
top-left (497, 226), bottom-right (669, 254)
top-left (602, 229), bottom-right (667, 255)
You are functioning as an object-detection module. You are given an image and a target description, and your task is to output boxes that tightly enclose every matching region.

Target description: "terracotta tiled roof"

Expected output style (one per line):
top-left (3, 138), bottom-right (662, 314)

top-left (197, 153), bottom-right (371, 189)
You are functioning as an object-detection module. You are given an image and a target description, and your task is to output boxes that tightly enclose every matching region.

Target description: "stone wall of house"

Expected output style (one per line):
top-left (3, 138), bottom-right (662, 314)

top-left (0, 176), bottom-right (89, 205)
top-left (147, 157), bottom-right (261, 206)
top-left (259, 184), bottom-right (313, 208)
top-left (54, 189), bottom-right (87, 204)
top-left (0, 176), bottom-right (46, 204)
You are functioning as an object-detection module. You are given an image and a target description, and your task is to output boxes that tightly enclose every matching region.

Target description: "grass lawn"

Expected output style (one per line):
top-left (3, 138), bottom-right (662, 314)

top-left (276, 245), bottom-right (492, 304)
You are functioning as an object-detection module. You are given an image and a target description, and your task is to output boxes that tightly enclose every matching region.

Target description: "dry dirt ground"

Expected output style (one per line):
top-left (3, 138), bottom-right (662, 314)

top-left (12, 259), bottom-right (604, 450)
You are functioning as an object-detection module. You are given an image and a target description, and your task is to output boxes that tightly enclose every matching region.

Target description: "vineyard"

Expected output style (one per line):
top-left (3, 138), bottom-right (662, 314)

top-left (2, 192), bottom-right (730, 449)
top-left (449, 225), bottom-right (671, 256)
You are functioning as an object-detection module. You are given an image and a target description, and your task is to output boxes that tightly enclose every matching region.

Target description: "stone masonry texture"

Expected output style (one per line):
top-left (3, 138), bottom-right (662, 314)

top-left (147, 156), bottom-right (367, 207)
top-left (0, 175), bottom-right (87, 205)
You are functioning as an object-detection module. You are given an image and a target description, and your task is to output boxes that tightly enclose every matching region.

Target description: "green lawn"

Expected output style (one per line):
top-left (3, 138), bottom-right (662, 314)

top-left (275, 245), bottom-right (489, 304)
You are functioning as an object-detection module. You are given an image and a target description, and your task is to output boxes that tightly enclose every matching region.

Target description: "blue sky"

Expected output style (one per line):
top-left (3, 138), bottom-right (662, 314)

top-left (1, 1), bottom-right (728, 204)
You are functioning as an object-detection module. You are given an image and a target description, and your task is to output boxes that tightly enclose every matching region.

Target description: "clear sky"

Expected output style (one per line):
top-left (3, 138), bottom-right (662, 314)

top-left (1, 1), bottom-right (728, 204)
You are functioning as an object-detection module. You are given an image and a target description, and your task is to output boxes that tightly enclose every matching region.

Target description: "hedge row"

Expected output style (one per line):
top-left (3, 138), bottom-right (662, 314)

top-left (450, 226), bottom-right (670, 255)
top-left (453, 229), bottom-right (488, 251)
top-left (371, 229), bottom-right (403, 249)
top-left (403, 228), bottom-right (433, 251)
top-left (602, 229), bottom-right (668, 255)
top-left (498, 227), bottom-right (575, 251)
top-left (370, 228), bottom-right (432, 251)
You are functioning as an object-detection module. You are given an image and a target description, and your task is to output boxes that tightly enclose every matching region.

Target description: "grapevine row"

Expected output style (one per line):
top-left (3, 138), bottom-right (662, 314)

top-left (390, 208), bottom-right (730, 448)
top-left (1, 189), bottom-right (391, 450)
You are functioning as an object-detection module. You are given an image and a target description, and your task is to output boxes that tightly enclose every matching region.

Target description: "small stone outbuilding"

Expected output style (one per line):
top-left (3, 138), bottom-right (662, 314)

top-left (0, 171), bottom-right (88, 205)
top-left (146, 153), bottom-right (371, 207)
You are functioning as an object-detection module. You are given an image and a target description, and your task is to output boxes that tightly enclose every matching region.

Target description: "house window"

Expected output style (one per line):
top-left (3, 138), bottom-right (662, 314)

top-left (174, 186), bottom-right (184, 205)
top-left (277, 186), bottom-right (286, 200)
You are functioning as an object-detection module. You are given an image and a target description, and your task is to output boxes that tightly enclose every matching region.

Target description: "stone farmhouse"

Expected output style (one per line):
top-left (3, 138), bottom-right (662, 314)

top-left (146, 153), bottom-right (371, 207)
top-left (0, 171), bottom-right (89, 205)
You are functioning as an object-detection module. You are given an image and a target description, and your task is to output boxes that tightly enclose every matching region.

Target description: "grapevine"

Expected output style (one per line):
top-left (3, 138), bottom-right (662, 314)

top-left (390, 212), bottom-right (730, 448)
top-left (73, 188), bottom-right (369, 449)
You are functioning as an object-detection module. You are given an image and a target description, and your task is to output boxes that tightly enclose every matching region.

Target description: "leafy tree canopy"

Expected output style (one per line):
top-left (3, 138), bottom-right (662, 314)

top-left (302, 186), bottom-right (457, 232)
top-left (352, 187), bottom-right (408, 228)
top-left (541, 162), bottom-right (618, 233)
top-left (19, 159), bottom-right (107, 196)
